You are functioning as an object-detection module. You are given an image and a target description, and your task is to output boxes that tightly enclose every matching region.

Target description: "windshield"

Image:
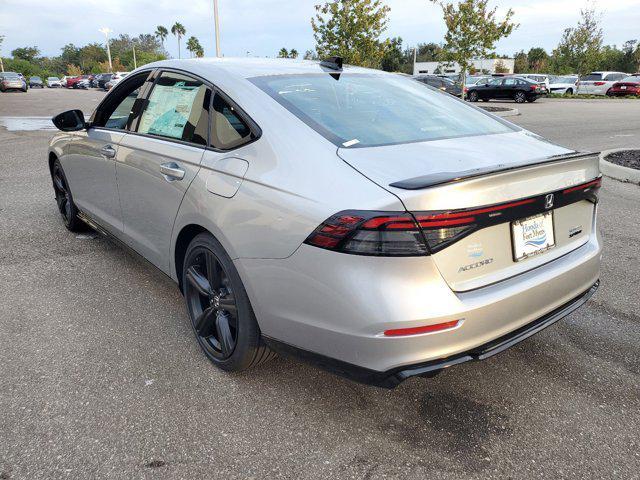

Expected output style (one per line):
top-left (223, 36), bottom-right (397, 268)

top-left (621, 76), bottom-right (640, 82)
top-left (551, 76), bottom-right (577, 84)
top-left (251, 73), bottom-right (516, 148)
top-left (3, 73), bottom-right (20, 79)
top-left (48, 77), bottom-right (59, 80)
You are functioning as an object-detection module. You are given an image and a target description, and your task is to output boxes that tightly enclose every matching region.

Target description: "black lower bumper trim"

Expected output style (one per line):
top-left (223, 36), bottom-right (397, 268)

top-left (264, 280), bottom-right (599, 389)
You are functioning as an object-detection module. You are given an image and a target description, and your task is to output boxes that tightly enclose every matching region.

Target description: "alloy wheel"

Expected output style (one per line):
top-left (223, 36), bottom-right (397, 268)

top-left (53, 165), bottom-right (72, 225)
top-left (185, 248), bottom-right (239, 359)
top-left (514, 92), bottom-right (526, 103)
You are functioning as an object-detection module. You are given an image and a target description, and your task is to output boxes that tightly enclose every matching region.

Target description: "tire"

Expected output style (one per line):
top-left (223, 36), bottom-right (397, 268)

top-left (606, 89), bottom-right (613, 97)
top-left (182, 232), bottom-right (276, 372)
top-left (514, 91), bottom-right (527, 103)
top-left (51, 159), bottom-right (85, 232)
top-left (468, 91), bottom-right (479, 102)
top-left (565, 88), bottom-right (573, 95)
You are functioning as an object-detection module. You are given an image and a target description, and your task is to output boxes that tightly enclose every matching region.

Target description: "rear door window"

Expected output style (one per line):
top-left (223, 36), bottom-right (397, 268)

top-left (137, 71), bottom-right (211, 146)
top-left (210, 93), bottom-right (253, 150)
top-left (581, 74), bottom-right (602, 81)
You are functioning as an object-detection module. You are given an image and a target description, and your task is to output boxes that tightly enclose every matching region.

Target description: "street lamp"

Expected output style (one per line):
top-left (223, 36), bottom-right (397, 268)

top-left (213, 0), bottom-right (221, 57)
top-left (99, 27), bottom-right (113, 72)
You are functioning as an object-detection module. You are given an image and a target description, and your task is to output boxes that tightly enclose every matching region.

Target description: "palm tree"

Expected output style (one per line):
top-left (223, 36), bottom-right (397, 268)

top-left (155, 26), bottom-right (168, 49)
top-left (289, 49), bottom-right (299, 59)
top-left (186, 36), bottom-right (200, 58)
top-left (278, 48), bottom-right (289, 58)
top-left (171, 22), bottom-right (186, 59)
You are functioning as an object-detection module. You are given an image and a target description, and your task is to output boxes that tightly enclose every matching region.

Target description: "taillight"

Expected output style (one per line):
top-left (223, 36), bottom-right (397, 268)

top-left (594, 81), bottom-right (606, 86)
top-left (304, 211), bottom-right (428, 256)
top-left (384, 319), bottom-right (462, 337)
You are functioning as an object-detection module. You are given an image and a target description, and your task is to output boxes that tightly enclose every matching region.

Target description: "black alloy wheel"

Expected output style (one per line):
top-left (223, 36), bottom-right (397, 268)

top-left (468, 90), bottom-right (479, 102)
top-left (182, 233), bottom-right (276, 371)
top-left (52, 160), bottom-right (84, 231)
top-left (514, 91), bottom-right (527, 103)
top-left (185, 247), bottom-right (239, 360)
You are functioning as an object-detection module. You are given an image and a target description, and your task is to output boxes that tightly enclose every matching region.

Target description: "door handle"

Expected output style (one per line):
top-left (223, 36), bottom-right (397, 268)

top-left (160, 162), bottom-right (185, 181)
top-left (100, 145), bottom-right (116, 158)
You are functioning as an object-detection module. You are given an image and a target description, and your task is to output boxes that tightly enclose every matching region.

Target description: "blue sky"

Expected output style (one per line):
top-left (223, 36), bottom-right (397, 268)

top-left (4, 0), bottom-right (640, 59)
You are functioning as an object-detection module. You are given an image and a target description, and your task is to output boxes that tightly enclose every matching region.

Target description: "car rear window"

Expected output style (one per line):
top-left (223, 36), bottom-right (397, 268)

top-left (251, 73), bottom-right (515, 148)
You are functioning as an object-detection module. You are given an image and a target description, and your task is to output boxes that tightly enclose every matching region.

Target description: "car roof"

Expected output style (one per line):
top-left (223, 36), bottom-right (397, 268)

top-left (137, 57), bottom-right (380, 81)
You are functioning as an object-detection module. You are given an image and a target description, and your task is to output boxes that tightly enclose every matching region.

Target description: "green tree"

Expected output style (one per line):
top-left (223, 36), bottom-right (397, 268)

top-left (381, 37), bottom-right (404, 72)
top-left (290, 49), bottom-right (299, 59)
top-left (311, 0), bottom-right (391, 68)
top-left (415, 42), bottom-right (443, 62)
top-left (186, 36), bottom-right (203, 58)
top-left (278, 47), bottom-right (289, 58)
top-left (171, 22), bottom-right (186, 59)
top-left (513, 50), bottom-right (528, 73)
top-left (155, 26), bottom-right (168, 49)
top-left (527, 47), bottom-right (548, 72)
top-left (11, 46), bottom-right (40, 62)
top-left (551, 8), bottom-right (603, 76)
top-left (430, 0), bottom-right (517, 98)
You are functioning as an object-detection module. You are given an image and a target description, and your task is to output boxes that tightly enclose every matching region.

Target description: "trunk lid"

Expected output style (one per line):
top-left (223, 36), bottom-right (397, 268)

top-left (338, 131), bottom-right (600, 291)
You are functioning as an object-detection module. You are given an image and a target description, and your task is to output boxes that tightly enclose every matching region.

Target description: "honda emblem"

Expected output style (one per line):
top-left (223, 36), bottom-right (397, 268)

top-left (545, 193), bottom-right (554, 209)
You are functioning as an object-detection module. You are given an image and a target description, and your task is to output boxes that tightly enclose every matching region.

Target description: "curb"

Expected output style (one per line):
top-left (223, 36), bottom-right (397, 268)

top-left (599, 149), bottom-right (640, 185)
top-left (479, 107), bottom-right (519, 117)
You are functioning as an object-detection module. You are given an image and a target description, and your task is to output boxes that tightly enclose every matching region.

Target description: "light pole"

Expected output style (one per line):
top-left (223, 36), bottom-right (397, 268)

top-left (213, 0), bottom-right (221, 57)
top-left (132, 45), bottom-right (137, 69)
top-left (99, 27), bottom-right (113, 72)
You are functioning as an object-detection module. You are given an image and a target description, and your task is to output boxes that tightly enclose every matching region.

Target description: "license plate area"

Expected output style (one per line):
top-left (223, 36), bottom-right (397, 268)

top-left (511, 211), bottom-right (555, 262)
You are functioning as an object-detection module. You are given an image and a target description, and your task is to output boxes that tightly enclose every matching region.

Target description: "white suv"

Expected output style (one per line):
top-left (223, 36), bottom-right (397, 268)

top-left (520, 74), bottom-right (550, 90)
top-left (577, 71), bottom-right (627, 95)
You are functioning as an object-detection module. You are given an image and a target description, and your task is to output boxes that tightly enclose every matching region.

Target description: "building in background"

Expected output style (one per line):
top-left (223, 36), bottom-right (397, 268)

top-left (413, 58), bottom-right (515, 75)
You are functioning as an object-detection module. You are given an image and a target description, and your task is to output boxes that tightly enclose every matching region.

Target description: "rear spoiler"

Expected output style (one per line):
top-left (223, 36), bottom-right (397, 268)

top-left (389, 151), bottom-right (599, 190)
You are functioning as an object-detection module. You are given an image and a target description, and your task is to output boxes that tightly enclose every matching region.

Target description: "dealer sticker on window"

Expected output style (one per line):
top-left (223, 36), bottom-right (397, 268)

top-left (511, 212), bottom-right (555, 261)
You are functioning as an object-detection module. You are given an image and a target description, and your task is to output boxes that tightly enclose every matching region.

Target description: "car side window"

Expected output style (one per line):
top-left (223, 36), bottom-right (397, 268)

top-left (488, 78), bottom-right (502, 86)
top-left (95, 72), bottom-right (151, 130)
top-left (504, 78), bottom-right (517, 86)
top-left (137, 72), bottom-right (211, 146)
top-left (210, 93), bottom-right (253, 150)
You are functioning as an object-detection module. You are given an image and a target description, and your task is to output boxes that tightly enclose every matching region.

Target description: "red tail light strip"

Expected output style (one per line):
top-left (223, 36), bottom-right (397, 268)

top-left (416, 198), bottom-right (536, 222)
top-left (563, 177), bottom-right (602, 194)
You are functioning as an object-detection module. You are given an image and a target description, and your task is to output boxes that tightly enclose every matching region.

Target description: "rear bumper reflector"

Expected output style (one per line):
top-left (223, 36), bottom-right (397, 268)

top-left (383, 319), bottom-right (461, 337)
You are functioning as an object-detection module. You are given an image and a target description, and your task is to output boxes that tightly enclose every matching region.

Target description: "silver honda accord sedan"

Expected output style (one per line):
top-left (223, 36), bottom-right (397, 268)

top-left (48, 58), bottom-right (602, 388)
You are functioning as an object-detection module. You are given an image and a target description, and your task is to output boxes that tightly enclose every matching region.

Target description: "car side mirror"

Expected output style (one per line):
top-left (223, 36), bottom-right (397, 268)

top-left (52, 109), bottom-right (86, 132)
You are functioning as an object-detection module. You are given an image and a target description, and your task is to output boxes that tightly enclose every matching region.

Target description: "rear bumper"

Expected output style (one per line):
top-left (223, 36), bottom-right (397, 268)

top-left (237, 226), bottom-right (602, 374)
top-left (265, 280), bottom-right (599, 388)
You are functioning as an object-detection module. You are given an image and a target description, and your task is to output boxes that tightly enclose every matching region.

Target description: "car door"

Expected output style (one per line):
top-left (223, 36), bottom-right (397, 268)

top-left (63, 71), bottom-right (152, 234)
top-left (501, 77), bottom-right (518, 99)
top-left (484, 78), bottom-right (503, 99)
top-left (115, 70), bottom-right (211, 273)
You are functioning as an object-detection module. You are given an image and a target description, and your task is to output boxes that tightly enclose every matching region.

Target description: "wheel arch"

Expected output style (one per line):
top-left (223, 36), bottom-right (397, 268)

top-left (174, 224), bottom-right (209, 293)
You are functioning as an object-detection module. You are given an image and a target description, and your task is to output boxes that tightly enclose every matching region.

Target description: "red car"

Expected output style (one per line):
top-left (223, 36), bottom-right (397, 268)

top-left (65, 75), bottom-right (91, 89)
top-left (609, 74), bottom-right (640, 96)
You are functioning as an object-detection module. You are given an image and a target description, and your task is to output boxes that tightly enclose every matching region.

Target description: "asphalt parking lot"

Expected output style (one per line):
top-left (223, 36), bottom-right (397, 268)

top-left (1, 88), bottom-right (639, 479)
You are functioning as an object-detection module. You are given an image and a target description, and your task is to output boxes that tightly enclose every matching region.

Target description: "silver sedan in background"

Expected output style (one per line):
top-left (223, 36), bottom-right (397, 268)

top-left (48, 58), bottom-right (601, 388)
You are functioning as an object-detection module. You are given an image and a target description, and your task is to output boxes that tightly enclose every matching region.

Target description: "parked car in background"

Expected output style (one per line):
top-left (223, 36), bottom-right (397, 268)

top-left (60, 76), bottom-right (73, 88)
top-left (577, 72), bottom-right (627, 95)
top-left (47, 77), bottom-right (62, 88)
top-left (413, 74), bottom-right (462, 96)
top-left (96, 73), bottom-right (113, 89)
top-left (608, 74), bottom-right (640, 96)
top-left (0, 72), bottom-right (28, 92)
top-left (28, 76), bottom-right (44, 88)
top-left (76, 78), bottom-right (91, 89)
top-left (48, 58), bottom-right (601, 387)
top-left (548, 75), bottom-right (579, 95)
top-left (519, 74), bottom-right (550, 90)
top-left (67, 75), bottom-right (91, 89)
top-left (64, 76), bottom-right (80, 88)
top-left (467, 76), bottom-right (546, 103)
